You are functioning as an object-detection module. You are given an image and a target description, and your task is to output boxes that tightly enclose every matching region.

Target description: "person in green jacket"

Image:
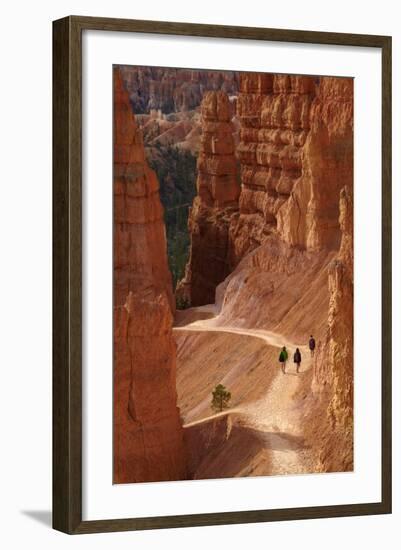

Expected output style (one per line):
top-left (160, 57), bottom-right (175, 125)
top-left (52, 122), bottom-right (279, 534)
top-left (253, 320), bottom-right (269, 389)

top-left (279, 346), bottom-right (288, 374)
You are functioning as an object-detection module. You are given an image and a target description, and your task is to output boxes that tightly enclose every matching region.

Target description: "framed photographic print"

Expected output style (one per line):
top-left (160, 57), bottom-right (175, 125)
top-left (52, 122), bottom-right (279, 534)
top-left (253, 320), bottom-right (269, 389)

top-left (53, 16), bottom-right (392, 534)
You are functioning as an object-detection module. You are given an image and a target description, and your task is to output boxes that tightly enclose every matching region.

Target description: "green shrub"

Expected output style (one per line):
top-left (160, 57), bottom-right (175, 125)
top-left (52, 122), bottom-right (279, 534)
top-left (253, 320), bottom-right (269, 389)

top-left (211, 384), bottom-right (232, 413)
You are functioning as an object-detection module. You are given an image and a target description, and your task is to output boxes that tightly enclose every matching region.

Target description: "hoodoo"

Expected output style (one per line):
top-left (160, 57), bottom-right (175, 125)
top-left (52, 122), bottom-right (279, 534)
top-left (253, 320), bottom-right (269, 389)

top-left (113, 69), bottom-right (186, 483)
top-left (177, 91), bottom-right (240, 306)
top-left (312, 185), bottom-right (354, 472)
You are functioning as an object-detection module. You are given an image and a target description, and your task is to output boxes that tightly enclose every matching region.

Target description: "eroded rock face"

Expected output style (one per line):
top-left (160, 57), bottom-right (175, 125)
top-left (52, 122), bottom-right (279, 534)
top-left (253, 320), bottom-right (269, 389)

top-left (113, 69), bottom-right (187, 483)
top-left (121, 66), bottom-right (239, 114)
top-left (312, 186), bottom-right (354, 472)
top-left (327, 186), bottom-right (353, 427)
top-left (181, 74), bottom-right (353, 307)
top-left (229, 74), bottom-right (315, 263)
top-left (230, 74), bottom-right (353, 264)
top-left (180, 75), bottom-right (353, 311)
top-left (176, 91), bottom-right (240, 305)
top-left (277, 77), bottom-right (353, 251)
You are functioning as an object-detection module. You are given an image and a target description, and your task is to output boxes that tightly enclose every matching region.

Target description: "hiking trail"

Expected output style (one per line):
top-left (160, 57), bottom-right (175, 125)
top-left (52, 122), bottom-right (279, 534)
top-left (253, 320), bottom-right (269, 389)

top-left (174, 306), bottom-right (313, 476)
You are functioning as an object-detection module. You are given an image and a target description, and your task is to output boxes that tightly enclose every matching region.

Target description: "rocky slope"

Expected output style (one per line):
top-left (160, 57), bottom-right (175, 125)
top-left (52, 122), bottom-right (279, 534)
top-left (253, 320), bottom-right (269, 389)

top-left (113, 69), bottom-right (187, 483)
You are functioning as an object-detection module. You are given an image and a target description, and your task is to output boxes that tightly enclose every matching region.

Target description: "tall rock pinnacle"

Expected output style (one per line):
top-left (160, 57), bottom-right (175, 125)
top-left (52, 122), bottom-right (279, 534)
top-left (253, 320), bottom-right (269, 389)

top-left (113, 69), bottom-right (187, 483)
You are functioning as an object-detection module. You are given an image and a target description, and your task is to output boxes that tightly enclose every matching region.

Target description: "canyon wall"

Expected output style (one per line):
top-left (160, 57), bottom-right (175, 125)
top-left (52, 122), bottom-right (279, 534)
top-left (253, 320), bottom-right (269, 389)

top-left (121, 66), bottom-right (239, 114)
top-left (310, 185), bottom-right (354, 472)
top-left (231, 73), bottom-right (353, 262)
top-left (182, 74), bottom-right (353, 319)
top-left (230, 73), bottom-right (315, 263)
top-left (113, 69), bottom-right (187, 483)
top-left (176, 91), bottom-right (240, 305)
top-left (277, 77), bottom-right (353, 251)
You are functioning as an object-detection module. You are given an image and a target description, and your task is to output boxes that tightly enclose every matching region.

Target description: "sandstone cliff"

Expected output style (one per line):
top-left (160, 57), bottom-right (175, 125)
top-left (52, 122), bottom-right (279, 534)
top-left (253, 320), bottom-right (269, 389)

top-left (309, 185), bottom-right (354, 472)
top-left (176, 91), bottom-right (240, 305)
top-left (277, 77), bottom-right (353, 251)
top-left (113, 69), bottom-right (187, 483)
top-left (231, 74), bottom-right (353, 262)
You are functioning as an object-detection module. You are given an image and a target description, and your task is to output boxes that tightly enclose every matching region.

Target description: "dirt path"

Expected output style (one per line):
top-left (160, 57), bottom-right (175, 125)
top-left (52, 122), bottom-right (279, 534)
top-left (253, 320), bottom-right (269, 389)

top-left (174, 311), bottom-right (313, 476)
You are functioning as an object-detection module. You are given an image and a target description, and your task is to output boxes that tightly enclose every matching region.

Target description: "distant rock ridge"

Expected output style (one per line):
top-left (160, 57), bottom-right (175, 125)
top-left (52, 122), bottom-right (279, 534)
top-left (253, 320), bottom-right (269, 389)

top-left (113, 69), bottom-right (187, 483)
top-left (121, 66), bottom-right (239, 114)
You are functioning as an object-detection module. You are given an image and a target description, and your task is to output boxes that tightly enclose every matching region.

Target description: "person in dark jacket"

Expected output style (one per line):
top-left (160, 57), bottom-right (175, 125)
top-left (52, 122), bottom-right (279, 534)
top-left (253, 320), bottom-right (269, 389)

top-left (278, 346), bottom-right (288, 374)
top-left (309, 335), bottom-right (316, 357)
top-left (294, 348), bottom-right (302, 373)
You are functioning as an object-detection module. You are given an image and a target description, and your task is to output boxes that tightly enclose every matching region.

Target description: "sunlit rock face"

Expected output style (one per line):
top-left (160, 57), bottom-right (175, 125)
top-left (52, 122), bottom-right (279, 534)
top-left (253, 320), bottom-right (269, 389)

top-left (277, 77), bottom-right (353, 252)
top-left (113, 69), bottom-right (187, 483)
top-left (229, 74), bottom-right (353, 264)
top-left (312, 185), bottom-right (354, 472)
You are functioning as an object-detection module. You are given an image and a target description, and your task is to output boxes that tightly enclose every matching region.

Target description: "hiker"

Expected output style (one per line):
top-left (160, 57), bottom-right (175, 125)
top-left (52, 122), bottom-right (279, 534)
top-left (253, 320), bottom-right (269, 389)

top-left (294, 348), bottom-right (302, 373)
top-left (309, 335), bottom-right (316, 357)
top-left (279, 346), bottom-right (288, 374)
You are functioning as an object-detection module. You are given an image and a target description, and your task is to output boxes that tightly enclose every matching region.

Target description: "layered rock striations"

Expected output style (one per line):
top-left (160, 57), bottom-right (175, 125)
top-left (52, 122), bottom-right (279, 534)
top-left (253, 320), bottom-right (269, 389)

top-left (113, 69), bottom-right (187, 483)
top-left (277, 77), bottom-right (353, 251)
top-left (230, 74), bottom-right (353, 261)
top-left (182, 74), bottom-right (353, 313)
top-left (230, 74), bottom-right (316, 262)
top-left (177, 91), bottom-right (240, 305)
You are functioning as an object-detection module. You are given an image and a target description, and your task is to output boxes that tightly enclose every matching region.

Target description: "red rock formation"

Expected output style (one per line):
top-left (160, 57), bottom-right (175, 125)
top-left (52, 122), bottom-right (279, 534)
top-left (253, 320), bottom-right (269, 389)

top-left (229, 74), bottom-right (353, 264)
top-left (113, 69), bottom-right (187, 483)
top-left (180, 75), bottom-right (353, 308)
top-left (176, 91), bottom-right (240, 305)
top-left (310, 185), bottom-right (354, 472)
top-left (327, 186), bottom-right (353, 426)
top-left (229, 74), bottom-right (315, 263)
top-left (277, 77), bottom-right (353, 250)
top-left (121, 66), bottom-right (239, 114)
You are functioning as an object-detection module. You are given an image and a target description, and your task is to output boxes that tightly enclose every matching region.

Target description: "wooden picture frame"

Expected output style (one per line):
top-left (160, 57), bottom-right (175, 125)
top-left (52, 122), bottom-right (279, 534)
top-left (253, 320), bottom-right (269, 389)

top-left (53, 15), bottom-right (392, 534)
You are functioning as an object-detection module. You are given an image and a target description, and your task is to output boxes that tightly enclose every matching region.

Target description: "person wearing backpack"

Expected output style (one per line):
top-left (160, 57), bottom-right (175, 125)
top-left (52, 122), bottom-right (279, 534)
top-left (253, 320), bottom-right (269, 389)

top-left (278, 346), bottom-right (288, 374)
top-left (294, 348), bottom-right (302, 373)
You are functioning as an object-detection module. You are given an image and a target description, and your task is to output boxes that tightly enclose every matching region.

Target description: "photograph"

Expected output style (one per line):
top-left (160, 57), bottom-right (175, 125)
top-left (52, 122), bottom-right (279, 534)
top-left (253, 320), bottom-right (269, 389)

top-left (113, 64), bottom-right (354, 484)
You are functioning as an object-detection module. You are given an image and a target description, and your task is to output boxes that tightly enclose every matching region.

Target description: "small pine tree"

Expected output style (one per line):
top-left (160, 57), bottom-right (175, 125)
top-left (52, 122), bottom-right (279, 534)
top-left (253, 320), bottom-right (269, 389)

top-left (211, 384), bottom-right (231, 413)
